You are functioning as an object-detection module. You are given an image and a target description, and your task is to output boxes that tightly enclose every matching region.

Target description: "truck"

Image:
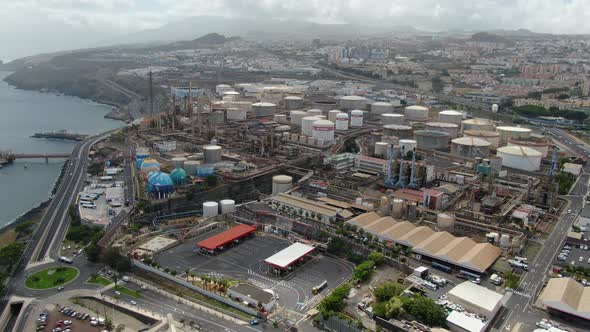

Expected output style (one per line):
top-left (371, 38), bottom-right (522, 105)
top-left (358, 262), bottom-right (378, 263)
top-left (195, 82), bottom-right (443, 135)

top-left (413, 266), bottom-right (429, 279)
top-left (490, 274), bottom-right (504, 286)
top-left (312, 280), bottom-right (328, 294)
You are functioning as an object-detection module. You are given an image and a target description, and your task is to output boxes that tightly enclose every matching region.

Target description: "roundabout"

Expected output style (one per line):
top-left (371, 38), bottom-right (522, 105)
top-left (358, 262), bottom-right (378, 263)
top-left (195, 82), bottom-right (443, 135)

top-left (25, 266), bottom-right (79, 289)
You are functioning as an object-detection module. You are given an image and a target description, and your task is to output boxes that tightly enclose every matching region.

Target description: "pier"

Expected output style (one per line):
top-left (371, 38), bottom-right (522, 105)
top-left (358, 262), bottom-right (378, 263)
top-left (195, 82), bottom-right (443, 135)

top-left (0, 153), bottom-right (71, 165)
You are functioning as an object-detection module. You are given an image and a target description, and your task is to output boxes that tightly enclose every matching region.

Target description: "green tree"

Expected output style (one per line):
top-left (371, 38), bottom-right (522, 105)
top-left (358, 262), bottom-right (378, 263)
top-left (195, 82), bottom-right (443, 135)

top-left (368, 252), bottom-right (386, 266)
top-left (102, 247), bottom-right (131, 273)
top-left (374, 282), bottom-right (405, 302)
top-left (205, 175), bottom-right (218, 187)
top-left (353, 260), bottom-right (375, 282)
top-left (0, 241), bottom-right (26, 269)
top-left (318, 283), bottom-right (351, 316)
top-left (15, 221), bottom-right (35, 236)
top-left (505, 271), bottom-right (520, 289)
top-left (401, 295), bottom-right (447, 327)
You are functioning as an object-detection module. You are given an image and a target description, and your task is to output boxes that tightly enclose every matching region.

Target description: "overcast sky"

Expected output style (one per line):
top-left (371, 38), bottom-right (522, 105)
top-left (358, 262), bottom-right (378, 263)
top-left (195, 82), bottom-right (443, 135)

top-left (1, 0), bottom-right (589, 61)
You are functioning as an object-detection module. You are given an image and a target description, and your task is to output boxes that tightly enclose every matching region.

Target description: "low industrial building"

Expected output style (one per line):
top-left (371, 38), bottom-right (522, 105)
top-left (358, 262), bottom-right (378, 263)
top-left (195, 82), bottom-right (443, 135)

top-left (227, 283), bottom-right (276, 312)
top-left (541, 277), bottom-right (590, 321)
top-left (446, 310), bottom-right (486, 332)
top-left (447, 282), bottom-right (508, 319)
top-left (197, 224), bottom-right (256, 254)
top-left (346, 213), bottom-right (502, 274)
top-left (269, 193), bottom-right (348, 223)
top-left (578, 205), bottom-right (590, 228)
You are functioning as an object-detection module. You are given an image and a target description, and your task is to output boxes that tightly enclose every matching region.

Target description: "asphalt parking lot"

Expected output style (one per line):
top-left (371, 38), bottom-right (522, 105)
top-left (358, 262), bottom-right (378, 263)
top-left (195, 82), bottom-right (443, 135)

top-left (154, 228), bottom-right (355, 312)
top-left (556, 243), bottom-right (590, 269)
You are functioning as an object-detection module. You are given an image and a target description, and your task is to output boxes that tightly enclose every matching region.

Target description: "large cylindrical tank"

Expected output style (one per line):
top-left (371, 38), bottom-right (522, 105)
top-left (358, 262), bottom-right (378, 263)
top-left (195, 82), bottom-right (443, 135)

top-left (307, 109), bottom-right (323, 117)
top-left (507, 140), bottom-right (550, 157)
top-left (226, 108), bottom-right (247, 121)
top-left (215, 84), bottom-right (232, 95)
top-left (222, 90), bottom-right (240, 102)
top-left (171, 157), bottom-right (187, 169)
top-left (392, 198), bottom-right (404, 218)
top-left (272, 175), bottom-right (293, 196)
top-left (336, 113), bottom-right (349, 130)
top-left (220, 199), bottom-right (236, 214)
top-left (228, 101), bottom-right (252, 114)
top-left (252, 102), bottom-right (277, 116)
top-left (451, 137), bottom-right (491, 158)
top-left (290, 110), bottom-right (307, 126)
top-left (500, 234), bottom-right (511, 248)
top-left (371, 102), bottom-right (394, 114)
top-left (436, 213), bottom-right (456, 232)
top-left (375, 142), bottom-right (389, 158)
top-left (399, 139), bottom-right (417, 153)
top-left (211, 110), bottom-right (225, 124)
top-left (383, 124), bottom-right (413, 139)
top-left (496, 146), bottom-right (542, 171)
top-left (496, 126), bottom-right (532, 145)
top-left (339, 96), bottom-right (367, 110)
top-left (284, 96), bottom-right (303, 110)
top-left (203, 145), bottom-right (222, 164)
top-left (350, 110), bottom-right (364, 127)
top-left (312, 120), bottom-right (335, 142)
top-left (461, 118), bottom-right (495, 132)
top-left (274, 114), bottom-right (288, 124)
top-left (424, 122), bottom-right (459, 138)
top-left (404, 105), bottom-right (429, 121)
top-left (463, 130), bottom-right (501, 149)
top-left (438, 110), bottom-right (463, 125)
top-left (312, 101), bottom-right (338, 112)
top-left (381, 113), bottom-right (405, 125)
top-left (184, 160), bottom-right (200, 176)
top-left (328, 110), bottom-right (341, 122)
top-left (511, 237), bottom-right (521, 255)
top-left (203, 201), bottom-right (219, 217)
top-left (414, 130), bottom-right (450, 150)
top-left (302, 116), bottom-right (321, 136)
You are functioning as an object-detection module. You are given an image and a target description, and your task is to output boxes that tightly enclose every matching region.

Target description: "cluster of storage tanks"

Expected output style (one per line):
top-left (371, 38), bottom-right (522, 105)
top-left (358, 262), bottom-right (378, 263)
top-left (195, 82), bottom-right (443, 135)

top-left (203, 199), bottom-right (236, 217)
top-left (486, 232), bottom-right (521, 254)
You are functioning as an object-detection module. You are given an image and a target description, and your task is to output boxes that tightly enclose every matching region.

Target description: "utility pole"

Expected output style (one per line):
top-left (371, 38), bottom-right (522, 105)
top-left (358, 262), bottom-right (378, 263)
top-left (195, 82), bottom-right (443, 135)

top-left (188, 81), bottom-right (194, 140)
top-left (148, 71), bottom-right (154, 118)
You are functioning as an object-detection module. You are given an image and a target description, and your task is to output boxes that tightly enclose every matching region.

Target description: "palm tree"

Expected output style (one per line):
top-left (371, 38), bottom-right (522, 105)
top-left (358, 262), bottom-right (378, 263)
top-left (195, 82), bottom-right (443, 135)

top-left (190, 272), bottom-right (196, 283)
top-left (184, 268), bottom-right (191, 281)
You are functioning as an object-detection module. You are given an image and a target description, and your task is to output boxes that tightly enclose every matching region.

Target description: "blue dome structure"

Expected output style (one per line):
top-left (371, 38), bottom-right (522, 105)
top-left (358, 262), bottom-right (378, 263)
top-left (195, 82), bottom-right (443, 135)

top-left (147, 171), bottom-right (174, 197)
top-left (170, 168), bottom-right (188, 185)
top-left (140, 158), bottom-right (161, 175)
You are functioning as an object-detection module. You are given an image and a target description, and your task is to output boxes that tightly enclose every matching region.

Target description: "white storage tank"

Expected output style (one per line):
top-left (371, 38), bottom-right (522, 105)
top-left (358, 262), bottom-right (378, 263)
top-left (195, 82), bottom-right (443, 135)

top-left (500, 234), bottom-right (511, 248)
top-left (451, 137), bottom-right (491, 158)
top-left (215, 84), bottom-right (232, 95)
top-left (290, 110), bottom-right (307, 126)
top-left (220, 199), bottom-right (236, 214)
top-left (284, 96), bottom-right (303, 110)
top-left (350, 110), bottom-right (364, 127)
top-left (203, 201), bottom-right (219, 217)
top-left (507, 140), bottom-right (550, 157)
top-left (301, 116), bottom-right (321, 136)
top-left (312, 101), bottom-right (338, 112)
top-left (226, 108), bottom-right (247, 121)
top-left (307, 109), bottom-right (323, 117)
top-left (496, 126), bottom-right (532, 145)
top-left (463, 130), bottom-right (501, 149)
top-left (436, 213), bottom-right (455, 232)
top-left (222, 90), bottom-right (240, 102)
top-left (274, 114), bottom-right (288, 124)
top-left (414, 130), bottom-right (450, 150)
top-left (335, 113), bottom-right (349, 130)
top-left (383, 124), bottom-right (413, 139)
top-left (339, 95), bottom-right (367, 110)
top-left (228, 101), bottom-right (252, 114)
top-left (438, 110), bottom-right (463, 124)
top-left (328, 110), bottom-right (341, 122)
top-left (375, 142), bottom-right (389, 158)
top-left (272, 175), bottom-right (293, 196)
top-left (371, 102), bottom-right (394, 114)
top-left (404, 105), bottom-right (429, 121)
top-left (184, 160), bottom-right (200, 176)
top-left (252, 102), bottom-right (277, 116)
top-left (496, 146), bottom-right (542, 171)
top-left (424, 122), bottom-right (460, 138)
top-left (461, 118), bottom-right (495, 132)
top-left (203, 145), bottom-right (222, 164)
top-left (492, 104), bottom-right (499, 113)
top-left (312, 120), bottom-right (335, 142)
top-left (381, 113), bottom-right (405, 125)
top-left (392, 198), bottom-right (404, 218)
top-left (399, 139), bottom-right (417, 153)
top-left (171, 157), bottom-right (187, 169)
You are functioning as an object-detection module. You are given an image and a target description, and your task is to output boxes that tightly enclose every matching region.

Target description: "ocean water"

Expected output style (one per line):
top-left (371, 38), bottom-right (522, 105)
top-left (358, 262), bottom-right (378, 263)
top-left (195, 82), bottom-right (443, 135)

top-left (0, 71), bottom-right (122, 227)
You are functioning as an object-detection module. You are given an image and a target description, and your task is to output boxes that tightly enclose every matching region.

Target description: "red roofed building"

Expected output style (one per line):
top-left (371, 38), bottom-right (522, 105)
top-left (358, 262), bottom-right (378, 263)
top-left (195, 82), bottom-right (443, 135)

top-left (197, 224), bottom-right (256, 254)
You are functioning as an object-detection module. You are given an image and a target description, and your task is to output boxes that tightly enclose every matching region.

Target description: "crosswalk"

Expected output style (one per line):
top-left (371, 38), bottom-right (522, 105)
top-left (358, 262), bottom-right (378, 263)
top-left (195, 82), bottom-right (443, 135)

top-left (512, 290), bottom-right (531, 298)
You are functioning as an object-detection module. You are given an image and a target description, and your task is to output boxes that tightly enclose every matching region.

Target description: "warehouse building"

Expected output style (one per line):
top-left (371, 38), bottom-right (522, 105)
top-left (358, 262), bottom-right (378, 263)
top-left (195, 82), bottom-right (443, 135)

top-left (269, 193), bottom-right (349, 223)
top-left (346, 213), bottom-right (501, 274)
top-left (446, 281), bottom-right (509, 331)
top-left (228, 283), bottom-right (276, 312)
top-left (541, 277), bottom-right (590, 321)
top-left (197, 224), bottom-right (256, 254)
top-left (264, 242), bottom-right (315, 272)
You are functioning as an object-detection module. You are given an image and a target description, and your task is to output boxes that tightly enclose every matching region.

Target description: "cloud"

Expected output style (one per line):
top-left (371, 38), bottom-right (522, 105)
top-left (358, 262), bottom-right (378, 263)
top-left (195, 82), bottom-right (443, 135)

top-left (0, 0), bottom-right (588, 60)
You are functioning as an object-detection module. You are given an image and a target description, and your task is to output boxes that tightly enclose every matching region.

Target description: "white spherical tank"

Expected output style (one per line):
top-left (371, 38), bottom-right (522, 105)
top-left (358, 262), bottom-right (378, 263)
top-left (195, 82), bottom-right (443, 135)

top-left (350, 110), bottom-right (364, 127)
top-left (307, 109), bottom-right (323, 117)
top-left (272, 175), bottom-right (293, 196)
top-left (404, 105), bottom-right (429, 121)
top-left (451, 137), bottom-right (491, 158)
top-left (274, 114), bottom-right (288, 124)
top-left (383, 124), bottom-right (413, 139)
top-left (375, 142), bottom-right (389, 158)
top-left (496, 146), bottom-right (542, 171)
top-left (171, 157), bottom-right (187, 169)
top-left (220, 199), bottom-right (236, 214)
top-left (226, 108), bottom-right (247, 121)
top-left (284, 96), bottom-right (303, 110)
top-left (461, 118), bottom-right (495, 132)
top-left (312, 120), bottom-right (335, 142)
top-left (301, 116), bottom-right (321, 136)
top-left (438, 110), bottom-right (463, 124)
top-left (399, 139), bottom-right (417, 154)
top-left (203, 201), bottom-right (219, 217)
top-left (381, 113), bottom-right (405, 125)
top-left (463, 130), bottom-right (500, 149)
top-left (252, 102), bottom-right (277, 116)
top-left (371, 102), bottom-right (394, 114)
top-left (328, 110), bottom-right (341, 122)
top-left (339, 95), bottom-right (367, 110)
top-left (290, 110), bottom-right (308, 126)
top-left (436, 213), bottom-right (456, 232)
top-left (424, 122), bottom-right (460, 138)
top-left (336, 113), bottom-right (349, 130)
top-left (203, 145), bottom-right (222, 164)
top-left (496, 126), bottom-right (532, 145)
